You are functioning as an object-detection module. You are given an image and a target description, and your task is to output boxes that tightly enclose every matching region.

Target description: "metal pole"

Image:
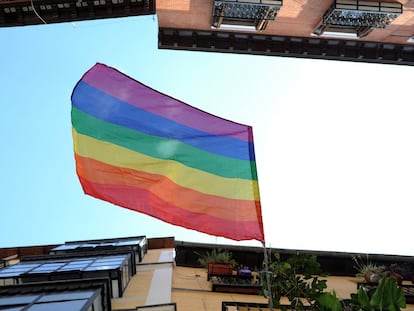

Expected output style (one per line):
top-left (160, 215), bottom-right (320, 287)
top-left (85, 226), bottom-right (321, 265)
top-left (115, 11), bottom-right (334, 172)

top-left (262, 241), bottom-right (273, 311)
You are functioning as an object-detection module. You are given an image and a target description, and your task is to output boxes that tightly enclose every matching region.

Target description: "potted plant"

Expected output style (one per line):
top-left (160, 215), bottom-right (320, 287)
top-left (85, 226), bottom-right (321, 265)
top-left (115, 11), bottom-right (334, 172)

top-left (352, 255), bottom-right (386, 283)
top-left (262, 252), bottom-right (406, 310)
top-left (197, 248), bottom-right (237, 280)
top-left (384, 263), bottom-right (408, 285)
top-left (211, 269), bottom-right (262, 295)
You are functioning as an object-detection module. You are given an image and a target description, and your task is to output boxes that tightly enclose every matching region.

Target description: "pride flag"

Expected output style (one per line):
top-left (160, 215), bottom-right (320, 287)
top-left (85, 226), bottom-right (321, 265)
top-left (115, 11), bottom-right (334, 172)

top-left (71, 63), bottom-right (264, 241)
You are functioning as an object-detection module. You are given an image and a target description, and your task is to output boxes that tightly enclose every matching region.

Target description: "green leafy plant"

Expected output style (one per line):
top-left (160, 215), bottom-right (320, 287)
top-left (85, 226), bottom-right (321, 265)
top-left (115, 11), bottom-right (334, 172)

top-left (318, 276), bottom-right (406, 311)
top-left (262, 252), bottom-right (328, 310)
top-left (262, 253), bottom-right (406, 311)
top-left (317, 291), bottom-right (343, 311)
top-left (196, 248), bottom-right (237, 267)
top-left (370, 277), bottom-right (406, 310)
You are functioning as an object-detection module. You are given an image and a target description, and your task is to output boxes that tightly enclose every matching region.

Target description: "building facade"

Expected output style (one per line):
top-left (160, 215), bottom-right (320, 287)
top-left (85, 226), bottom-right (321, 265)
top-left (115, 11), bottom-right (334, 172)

top-left (0, 236), bottom-right (270, 311)
top-left (156, 0), bottom-right (414, 65)
top-left (1, 236), bottom-right (414, 310)
top-left (1, 0), bottom-right (413, 65)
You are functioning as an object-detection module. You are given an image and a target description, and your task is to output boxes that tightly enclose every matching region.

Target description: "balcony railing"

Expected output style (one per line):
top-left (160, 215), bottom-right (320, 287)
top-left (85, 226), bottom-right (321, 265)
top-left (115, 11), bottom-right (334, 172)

top-left (212, 0), bottom-right (282, 31)
top-left (136, 302), bottom-right (177, 311)
top-left (313, 0), bottom-right (402, 38)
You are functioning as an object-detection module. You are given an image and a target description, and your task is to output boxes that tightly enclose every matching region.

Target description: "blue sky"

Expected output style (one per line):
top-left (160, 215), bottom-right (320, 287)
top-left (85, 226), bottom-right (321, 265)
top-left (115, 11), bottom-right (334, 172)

top-left (1, 15), bottom-right (414, 256)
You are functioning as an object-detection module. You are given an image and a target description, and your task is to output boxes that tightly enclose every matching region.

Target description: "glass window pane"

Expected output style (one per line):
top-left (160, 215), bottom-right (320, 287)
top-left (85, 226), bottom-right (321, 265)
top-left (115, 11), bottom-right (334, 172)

top-left (38, 290), bottom-right (96, 302)
top-left (32, 263), bottom-right (65, 273)
top-left (30, 268), bottom-right (53, 273)
top-left (97, 243), bottom-right (115, 247)
top-left (57, 266), bottom-right (81, 272)
top-left (0, 254), bottom-right (128, 277)
top-left (27, 300), bottom-right (88, 311)
top-left (101, 255), bottom-right (126, 260)
top-left (94, 260), bottom-right (122, 266)
top-left (0, 268), bottom-right (19, 275)
top-left (116, 240), bottom-right (140, 246)
top-left (58, 261), bottom-right (92, 271)
top-left (71, 260), bottom-right (94, 265)
top-left (84, 265), bottom-right (118, 271)
top-left (94, 259), bottom-right (124, 265)
top-left (67, 262), bottom-right (92, 267)
top-left (51, 244), bottom-right (80, 251)
top-left (92, 293), bottom-right (103, 311)
top-left (79, 243), bottom-right (96, 248)
top-left (8, 263), bottom-right (39, 269)
top-left (0, 294), bottom-right (39, 306)
top-left (0, 264), bottom-right (39, 275)
top-left (95, 258), bottom-right (124, 263)
top-left (111, 279), bottom-right (119, 298)
top-left (0, 272), bottom-right (20, 278)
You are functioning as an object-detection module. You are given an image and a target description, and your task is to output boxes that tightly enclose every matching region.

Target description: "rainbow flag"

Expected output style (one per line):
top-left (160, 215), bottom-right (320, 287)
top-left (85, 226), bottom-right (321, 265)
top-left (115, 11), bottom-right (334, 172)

top-left (71, 63), bottom-right (264, 241)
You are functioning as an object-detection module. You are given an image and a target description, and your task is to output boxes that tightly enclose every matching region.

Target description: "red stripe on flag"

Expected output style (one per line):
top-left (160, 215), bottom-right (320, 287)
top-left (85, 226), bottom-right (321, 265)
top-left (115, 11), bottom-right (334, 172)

top-left (75, 154), bottom-right (261, 222)
top-left (78, 176), bottom-right (265, 241)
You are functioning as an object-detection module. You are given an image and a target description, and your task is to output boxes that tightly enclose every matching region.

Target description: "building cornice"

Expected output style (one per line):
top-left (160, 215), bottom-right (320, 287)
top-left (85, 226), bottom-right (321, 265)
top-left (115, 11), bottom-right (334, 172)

top-left (159, 27), bottom-right (414, 66)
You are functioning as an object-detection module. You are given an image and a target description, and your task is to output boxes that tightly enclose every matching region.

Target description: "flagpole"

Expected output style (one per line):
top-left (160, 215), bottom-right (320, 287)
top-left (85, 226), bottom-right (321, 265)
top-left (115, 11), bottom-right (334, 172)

top-left (262, 241), bottom-right (273, 311)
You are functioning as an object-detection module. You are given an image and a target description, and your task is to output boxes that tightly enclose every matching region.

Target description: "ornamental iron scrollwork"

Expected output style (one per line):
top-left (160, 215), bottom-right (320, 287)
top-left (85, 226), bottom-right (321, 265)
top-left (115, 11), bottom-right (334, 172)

top-left (212, 0), bottom-right (282, 31)
top-left (313, 0), bottom-right (402, 38)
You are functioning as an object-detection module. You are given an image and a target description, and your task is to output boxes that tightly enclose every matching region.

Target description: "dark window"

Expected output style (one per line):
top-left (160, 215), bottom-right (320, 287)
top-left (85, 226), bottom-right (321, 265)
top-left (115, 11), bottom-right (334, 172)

top-left (0, 290), bottom-right (102, 311)
top-left (0, 254), bottom-right (133, 297)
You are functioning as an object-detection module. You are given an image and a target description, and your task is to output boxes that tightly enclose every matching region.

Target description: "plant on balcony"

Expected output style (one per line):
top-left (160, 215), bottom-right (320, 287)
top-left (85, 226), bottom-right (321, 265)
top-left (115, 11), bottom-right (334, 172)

top-left (384, 263), bottom-right (407, 286)
top-left (352, 255), bottom-right (386, 283)
top-left (211, 271), bottom-right (262, 295)
top-left (262, 252), bottom-right (406, 311)
top-left (196, 248), bottom-right (237, 280)
top-left (262, 252), bottom-right (328, 310)
top-left (318, 276), bottom-right (406, 311)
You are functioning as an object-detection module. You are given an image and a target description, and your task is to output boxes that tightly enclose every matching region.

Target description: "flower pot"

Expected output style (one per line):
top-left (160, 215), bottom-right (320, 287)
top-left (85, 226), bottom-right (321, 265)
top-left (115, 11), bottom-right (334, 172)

top-left (207, 262), bottom-right (233, 280)
top-left (365, 272), bottom-right (380, 283)
top-left (390, 272), bottom-right (403, 285)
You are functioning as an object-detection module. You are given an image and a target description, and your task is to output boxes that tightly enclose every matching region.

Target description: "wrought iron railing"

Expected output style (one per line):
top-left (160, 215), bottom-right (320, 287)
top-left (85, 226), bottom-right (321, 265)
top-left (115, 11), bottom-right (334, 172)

top-left (323, 0), bottom-right (402, 28)
top-left (136, 302), bottom-right (177, 311)
top-left (313, 0), bottom-right (402, 38)
top-left (212, 0), bottom-right (282, 31)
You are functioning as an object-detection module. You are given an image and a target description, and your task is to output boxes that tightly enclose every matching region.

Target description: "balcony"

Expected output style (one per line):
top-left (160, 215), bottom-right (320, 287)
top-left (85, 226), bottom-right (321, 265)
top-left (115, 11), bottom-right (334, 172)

top-left (313, 0), bottom-right (402, 38)
top-left (0, 279), bottom-right (112, 311)
top-left (212, 0), bottom-right (282, 31)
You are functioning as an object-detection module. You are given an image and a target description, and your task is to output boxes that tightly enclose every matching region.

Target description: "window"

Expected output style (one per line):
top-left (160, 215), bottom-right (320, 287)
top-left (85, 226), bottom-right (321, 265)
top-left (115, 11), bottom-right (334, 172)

top-left (0, 254), bottom-right (133, 298)
top-left (0, 289), bottom-right (103, 311)
top-left (49, 236), bottom-right (147, 263)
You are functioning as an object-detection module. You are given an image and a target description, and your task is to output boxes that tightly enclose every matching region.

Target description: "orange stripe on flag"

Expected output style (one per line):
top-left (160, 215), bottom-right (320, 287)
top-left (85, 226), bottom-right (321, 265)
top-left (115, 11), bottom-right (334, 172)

top-left (75, 154), bottom-right (261, 222)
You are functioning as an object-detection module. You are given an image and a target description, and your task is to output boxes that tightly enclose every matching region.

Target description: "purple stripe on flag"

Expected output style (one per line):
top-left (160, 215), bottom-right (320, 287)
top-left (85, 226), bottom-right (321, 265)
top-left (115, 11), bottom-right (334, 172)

top-left (80, 63), bottom-right (253, 143)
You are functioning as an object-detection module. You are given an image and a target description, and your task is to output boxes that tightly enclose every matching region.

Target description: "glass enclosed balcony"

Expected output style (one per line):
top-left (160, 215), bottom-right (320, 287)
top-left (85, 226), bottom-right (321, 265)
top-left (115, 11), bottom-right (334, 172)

top-left (0, 253), bottom-right (134, 298)
top-left (48, 235), bottom-right (148, 264)
top-left (0, 278), bottom-right (111, 311)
